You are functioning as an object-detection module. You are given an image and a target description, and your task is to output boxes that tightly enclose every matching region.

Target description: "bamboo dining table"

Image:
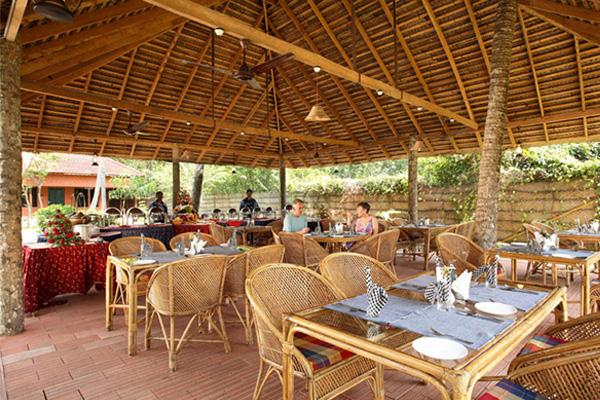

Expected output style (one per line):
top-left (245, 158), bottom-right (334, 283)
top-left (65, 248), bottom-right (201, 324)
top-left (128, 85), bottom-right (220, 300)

top-left (308, 232), bottom-right (368, 252)
top-left (391, 224), bottom-right (452, 270)
top-left (558, 230), bottom-right (600, 250)
top-left (282, 277), bottom-right (567, 400)
top-left (494, 245), bottom-right (600, 315)
top-left (105, 246), bottom-right (243, 356)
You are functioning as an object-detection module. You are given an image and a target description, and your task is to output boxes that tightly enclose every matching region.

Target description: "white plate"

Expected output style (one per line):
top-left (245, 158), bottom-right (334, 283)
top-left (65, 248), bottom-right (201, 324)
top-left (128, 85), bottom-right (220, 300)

top-left (133, 259), bottom-right (157, 266)
top-left (412, 337), bottom-right (468, 360)
top-left (475, 302), bottom-right (517, 316)
top-left (510, 242), bottom-right (527, 247)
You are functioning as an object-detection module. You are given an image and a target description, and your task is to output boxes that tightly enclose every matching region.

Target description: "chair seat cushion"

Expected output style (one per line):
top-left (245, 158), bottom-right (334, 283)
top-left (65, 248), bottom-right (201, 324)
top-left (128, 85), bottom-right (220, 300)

top-left (478, 379), bottom-right (548, 400)
top-left (518, 334), bottom-right (566, 356)
top-left (295, 333), bottom-right (354, 371)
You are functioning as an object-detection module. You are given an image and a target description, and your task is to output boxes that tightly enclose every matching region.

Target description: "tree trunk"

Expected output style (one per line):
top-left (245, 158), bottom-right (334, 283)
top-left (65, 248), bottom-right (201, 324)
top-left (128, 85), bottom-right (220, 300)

top-left (0, 36), bottom-right (24, 335)
top-left (279, 157), bottom-right (286, 211)
top-left (407, 135), bottom-right (419, 225)
top-left (172, 145), bottom-right (180, 211)
top-left (23, 187), bottom-right (32, 228)
top-left (37, 185), bottom-right (43, 208)
top-left (191, 164), bottom-right (204, 211)
top-left (474, 0), bottom-right (517, 248)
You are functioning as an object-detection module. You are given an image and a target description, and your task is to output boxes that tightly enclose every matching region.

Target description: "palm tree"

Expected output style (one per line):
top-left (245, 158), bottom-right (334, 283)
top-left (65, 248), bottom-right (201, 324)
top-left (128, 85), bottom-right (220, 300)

top-left (474, 0), bottom-right (518, 248)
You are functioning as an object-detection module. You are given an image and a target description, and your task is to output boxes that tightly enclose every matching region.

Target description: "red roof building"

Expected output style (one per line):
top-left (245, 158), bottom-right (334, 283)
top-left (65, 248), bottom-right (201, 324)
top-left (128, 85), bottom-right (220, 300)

top-left (22, 153), bottom-right (142, 215)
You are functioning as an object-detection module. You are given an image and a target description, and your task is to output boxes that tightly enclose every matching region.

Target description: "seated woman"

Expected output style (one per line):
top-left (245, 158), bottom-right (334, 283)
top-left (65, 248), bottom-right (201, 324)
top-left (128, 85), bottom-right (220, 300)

top-left (347, 202), bottom-right (379, 235)
top-left (283, 198), bottom-right (310, 233)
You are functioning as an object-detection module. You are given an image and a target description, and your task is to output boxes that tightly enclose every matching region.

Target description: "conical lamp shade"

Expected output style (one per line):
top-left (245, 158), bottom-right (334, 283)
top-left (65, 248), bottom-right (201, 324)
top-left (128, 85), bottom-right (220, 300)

top-left (305, 105), bottom-right (331, 122)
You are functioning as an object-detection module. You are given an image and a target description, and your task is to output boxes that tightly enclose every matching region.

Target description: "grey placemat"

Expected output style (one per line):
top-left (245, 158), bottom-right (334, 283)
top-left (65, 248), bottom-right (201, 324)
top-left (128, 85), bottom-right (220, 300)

top-left (393, 275), bottom-right (549, 312)
top-left (144, 247), bottom-right (242, 263)
top-left (325, 293), bottom-right (513, 349)
top-left (561, 230), bottom-right (600, 237)
top-left (497, 246), bottom-right (593, 259)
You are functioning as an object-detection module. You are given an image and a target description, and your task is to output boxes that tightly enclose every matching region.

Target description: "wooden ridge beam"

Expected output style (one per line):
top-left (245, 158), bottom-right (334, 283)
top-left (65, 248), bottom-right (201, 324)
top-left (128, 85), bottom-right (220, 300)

top-left (520, 6), bottom-right (600, 46)
top-left (21, 80), bottom-right (358, 147)
top-left (21, 126), bottom-right (281, 160)
top-left (518, 0), bottom-right (600, 23)
top-left (3, 0), bottom-right (27, 41)
top-left (21, 0), bottom-right (150, 44)
top-left (143, 0), bottom-right (478, 130)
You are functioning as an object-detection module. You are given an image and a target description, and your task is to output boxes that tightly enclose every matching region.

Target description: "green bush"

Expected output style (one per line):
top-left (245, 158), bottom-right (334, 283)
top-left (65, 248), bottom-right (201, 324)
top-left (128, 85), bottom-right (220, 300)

top-left (35, 205), bottom-right (77, 233)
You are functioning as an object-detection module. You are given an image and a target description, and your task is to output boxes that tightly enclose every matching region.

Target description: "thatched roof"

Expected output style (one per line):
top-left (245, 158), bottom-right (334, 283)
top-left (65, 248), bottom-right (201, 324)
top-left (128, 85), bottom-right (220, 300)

top-left (12, 0), bottom-right (600, 168)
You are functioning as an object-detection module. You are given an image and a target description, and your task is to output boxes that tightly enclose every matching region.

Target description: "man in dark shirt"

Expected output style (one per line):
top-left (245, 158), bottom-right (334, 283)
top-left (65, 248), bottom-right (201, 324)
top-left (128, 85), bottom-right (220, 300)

top-left (239, 189), bottom-right (259, 212)
top-left (149, 191), bottom-right (168, 214)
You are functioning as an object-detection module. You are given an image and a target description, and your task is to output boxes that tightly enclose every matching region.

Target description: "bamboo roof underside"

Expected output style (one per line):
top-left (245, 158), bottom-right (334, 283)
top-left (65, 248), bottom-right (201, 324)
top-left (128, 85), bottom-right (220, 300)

top-left (12, 0), bottom-right (600, 168)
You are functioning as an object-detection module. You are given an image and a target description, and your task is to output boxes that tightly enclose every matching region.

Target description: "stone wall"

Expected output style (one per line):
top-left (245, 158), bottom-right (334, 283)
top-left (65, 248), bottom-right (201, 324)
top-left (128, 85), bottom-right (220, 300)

top-left (199, 180), bottom-right (597, 240)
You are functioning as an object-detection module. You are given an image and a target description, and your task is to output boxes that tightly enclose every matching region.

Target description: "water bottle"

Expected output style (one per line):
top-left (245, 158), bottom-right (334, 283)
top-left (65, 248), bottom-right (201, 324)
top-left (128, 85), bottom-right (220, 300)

top-left (177, 238), bottom-right (185, 256)
top-left (315, 222), bottom-right (321, 235)
top-left (140, 234), bottom-right (145, 257)
top-left (228, 231), bottom-right (238, 247)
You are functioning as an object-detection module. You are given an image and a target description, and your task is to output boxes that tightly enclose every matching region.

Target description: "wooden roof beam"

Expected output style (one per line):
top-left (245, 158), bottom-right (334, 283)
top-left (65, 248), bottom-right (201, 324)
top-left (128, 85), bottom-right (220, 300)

top-left (21, 0), bottom-right (150, 44)
top-left (21, 126), bottom-right (282, 160)
top-left (518, 8), bottom-right (549, 142)
top-left (21, 80), bottom-right (358, 147)
top-left (3, 0), bottom-right (27, 41)
top-left (520, 6), bottom-right (600, 46)
top-left (69, 73), bottom-right (93, 152)
top-left (574, 37), bottom-right (588, 138)
top-left (518, 0), bottom-right (600, 23)
top-left (143, 0), bottom-right (478, 131)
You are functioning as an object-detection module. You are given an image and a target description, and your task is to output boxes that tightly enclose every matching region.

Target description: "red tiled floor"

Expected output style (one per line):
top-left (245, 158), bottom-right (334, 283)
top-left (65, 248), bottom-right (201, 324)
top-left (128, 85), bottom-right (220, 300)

top-left (0, 257), bottom-right (584, 400)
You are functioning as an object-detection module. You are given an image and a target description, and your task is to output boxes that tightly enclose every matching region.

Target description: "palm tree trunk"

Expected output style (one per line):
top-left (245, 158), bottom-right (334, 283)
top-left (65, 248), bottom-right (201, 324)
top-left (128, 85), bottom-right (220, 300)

top-left (0, 36), bottom-right (24, 335)
top-left (407, 136), bottom-right (419, 225)
top-left (191, 164), bottom-right (204, 211)
top-left (474, 0), bottom-right (517, 248)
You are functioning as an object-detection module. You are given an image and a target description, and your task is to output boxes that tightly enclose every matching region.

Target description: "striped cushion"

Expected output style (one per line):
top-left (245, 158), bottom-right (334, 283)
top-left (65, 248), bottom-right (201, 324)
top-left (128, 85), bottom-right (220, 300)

top-left (295, 333), bottom-right (354, 371)
top-left (478, 379), bottom-right (548, 400)
top-left (518, 334), bottom-right (566, 356)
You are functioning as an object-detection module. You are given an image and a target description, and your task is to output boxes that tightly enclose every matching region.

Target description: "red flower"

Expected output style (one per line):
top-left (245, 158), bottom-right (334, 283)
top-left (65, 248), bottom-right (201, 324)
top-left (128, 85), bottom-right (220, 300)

top-left (53, 228), bottom-right (59, 235)
top-left (67, 232), bottom-right (73, 238)
top-left (48, 238), bottom-right (54, 243)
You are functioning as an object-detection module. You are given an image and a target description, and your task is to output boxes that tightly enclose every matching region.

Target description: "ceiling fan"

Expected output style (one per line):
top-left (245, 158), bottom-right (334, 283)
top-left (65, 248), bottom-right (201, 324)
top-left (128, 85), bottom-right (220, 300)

top-left (181, 39), bottom-right (293, 90)
top-left (122, 110), bottom-right (151, 136)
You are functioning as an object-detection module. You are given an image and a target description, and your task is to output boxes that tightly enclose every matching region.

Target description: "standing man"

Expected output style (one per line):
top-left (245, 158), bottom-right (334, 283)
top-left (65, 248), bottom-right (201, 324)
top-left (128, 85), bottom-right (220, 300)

top-left (239, 189), bottom-right (259, 212)
top-left (149, 191), bottom-right (168, 214)
top-left (283, 198), bottom-right (310, 233)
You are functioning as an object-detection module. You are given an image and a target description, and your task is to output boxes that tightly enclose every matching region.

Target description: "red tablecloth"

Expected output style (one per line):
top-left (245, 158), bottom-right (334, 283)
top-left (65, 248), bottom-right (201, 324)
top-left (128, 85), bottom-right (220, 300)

top-left (22, 242), bottom-right (110, 313)
top-left (172, 223), bottom-right (211, 235)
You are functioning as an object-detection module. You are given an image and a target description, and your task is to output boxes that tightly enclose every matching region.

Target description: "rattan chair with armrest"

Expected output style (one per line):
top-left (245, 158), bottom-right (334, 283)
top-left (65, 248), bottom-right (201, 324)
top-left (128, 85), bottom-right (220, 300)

top-left (106, 237), bottom-right (166, 329)
top-left (350, 230), bottom-right (400, 273)
top-left (223, 244), bottom-right (285, 344)
top-left (168, 232), bottom-right (218, 250)
top-left (279, 232), bottom-right (329, 270)
top-left (320, 253), bottom-right (397, 298)
top-left (144, 255), bottom-right (230, 371)
top-left (246, 263), bottom-right (384, 400)
top-left (435, 232), bottom-right (488, 274)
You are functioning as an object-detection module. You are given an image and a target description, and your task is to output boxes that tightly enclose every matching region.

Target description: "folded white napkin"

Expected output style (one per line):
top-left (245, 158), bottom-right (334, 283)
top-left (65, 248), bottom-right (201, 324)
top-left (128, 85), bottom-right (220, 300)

top-left (186, 237), bottom-right (207, 256)
top-left (452, 270), bottom-right (472, 300)
top-left (592, 221), bottom-right (600, 233)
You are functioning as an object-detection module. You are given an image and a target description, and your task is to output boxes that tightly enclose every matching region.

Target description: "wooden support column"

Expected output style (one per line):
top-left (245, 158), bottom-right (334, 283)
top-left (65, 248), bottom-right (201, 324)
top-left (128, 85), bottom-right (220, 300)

top-left (407, 136), bottom-right (419, 225)
top-left (0, 36), bottom-right (24, 335)
top-left (279, 157), bottom-right (286, 211)
top-left (474, 0), bottom-right (517, 248)
top-left (172, 145), bottom-right (180, 210)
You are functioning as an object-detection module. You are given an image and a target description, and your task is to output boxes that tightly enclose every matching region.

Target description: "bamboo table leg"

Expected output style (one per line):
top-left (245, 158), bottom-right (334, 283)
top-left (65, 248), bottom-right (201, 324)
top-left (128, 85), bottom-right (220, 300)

top-left (511, 258), bottom-right (517, 281)
top-left (582, 263), bottom-right (591, 315)
top-left (423, 231), bottom-right (431, 271)
top-left (105, 259), bottom-right (114, 331)
top-left (127, 270), bottom-right (138, 356)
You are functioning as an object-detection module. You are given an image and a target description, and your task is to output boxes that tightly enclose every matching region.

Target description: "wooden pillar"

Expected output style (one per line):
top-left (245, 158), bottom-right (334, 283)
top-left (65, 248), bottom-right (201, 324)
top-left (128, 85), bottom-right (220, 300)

top-left (279, 157), bottom-right (286, 210)
top-left (407, 135), bottom-right (419, 224)
top-left (172, 145), bottom-right (180, 211)
top-left (0, 36), bottom-right (24, 335)
top-left (474, 0), bottom-right (517, 248)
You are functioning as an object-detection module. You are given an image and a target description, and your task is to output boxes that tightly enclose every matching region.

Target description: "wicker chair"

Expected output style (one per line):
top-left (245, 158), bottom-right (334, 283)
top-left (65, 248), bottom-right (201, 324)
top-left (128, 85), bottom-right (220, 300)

top-left (209, 223), bottom-right (232, 245)
top-left (453, 221), bottom-right (475, 239)
top-left (278, 232), bottom-right (329, 270)
top-left (224, 244), bottom-right (285, 344)
top-left (169, 232), bottom-right (218, 250)
top-left (246, 264), bottom-right (384, 400)
top-left (144, 255), bottom-right (230, 371)
top-left (106, 237), bottom-right (166, 329)
top-left (349, 230), bottom-right (400, 271)
top-left (320, 253), bottom-right (397, 298)
top-left (523, 223), bottom-right (572, 286)
top-left (376, 219), bottom-right (388, 232)
top-left (267, 218), bottom-right (283, 235)
top-left (435, 232), bottom-right (487, 274)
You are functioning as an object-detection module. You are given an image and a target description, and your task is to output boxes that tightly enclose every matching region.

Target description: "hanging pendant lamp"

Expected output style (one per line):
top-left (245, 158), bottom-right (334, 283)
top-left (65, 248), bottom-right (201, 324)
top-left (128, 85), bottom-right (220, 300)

top-left (305, 67), bottom-right (330, 122)
top-left (33, 0), bottom-right (79, 22)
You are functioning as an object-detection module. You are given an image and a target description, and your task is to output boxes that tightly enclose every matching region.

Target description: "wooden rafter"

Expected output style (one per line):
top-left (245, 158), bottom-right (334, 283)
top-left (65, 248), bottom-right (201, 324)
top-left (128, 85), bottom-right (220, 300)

top-left (21, 80), bottom-right (358, 147)
top-left (574, 37), bottom-right (588, 138)
top-left (518, 8), bottom-right (549, 142)
top-left (519, 0), bottom-right (600, 23)
top-left (69, 73), bottom-right (93, 153)
top-left (3, 0), bottom-right (27, 41)
top-left (33, 95), bottom-right (47, 152)
top-left (143, 0), bottom-right (479, 130)
top-left (422, 0), bottom-right (482, 147)
top-left (520, 6), bottom-right (600, 47)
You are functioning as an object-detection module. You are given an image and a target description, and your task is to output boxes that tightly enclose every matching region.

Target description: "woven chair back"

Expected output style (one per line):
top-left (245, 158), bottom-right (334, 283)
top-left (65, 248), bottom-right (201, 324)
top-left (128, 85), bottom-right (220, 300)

top-left (209, 223), bottom-right (231, 244)
top-left (321, 253), bottom-right (397, 297)
top-left (169, 232), bottom-right (218, 250)
top-left (532, 221), bottom-right (554, 235)
top-left (376, 229), bottom-right (400, 264)
top-left (436, 232), bottom-right (485, 273)
top-left (454, 221), bottom-right (475, 239)
top-left (523, 223), bottom-right (541, 241)
top-left (109, 236), bottom-right (166, 256)
top-left (267, 218), bottom-right (283, 234)
top-left (147, 255), bottom-right (227, 316)
top-left (278, 232), bottom-right (306, 265)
